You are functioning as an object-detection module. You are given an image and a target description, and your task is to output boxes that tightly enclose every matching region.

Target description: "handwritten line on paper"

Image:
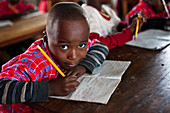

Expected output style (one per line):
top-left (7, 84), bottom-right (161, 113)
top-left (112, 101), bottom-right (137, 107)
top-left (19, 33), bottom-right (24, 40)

top-left (50, 60), bottom-right (131, 104)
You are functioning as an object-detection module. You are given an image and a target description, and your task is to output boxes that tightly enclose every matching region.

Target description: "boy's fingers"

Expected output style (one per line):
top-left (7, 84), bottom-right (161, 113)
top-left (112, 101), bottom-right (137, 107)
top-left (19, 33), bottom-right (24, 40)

top-left (63, 87), bottom-right (76, 93)
top-left (69, 87), bottom-right (76, 92)
top-left (65, 76), bottom-right (78, 82)
top-left (63, 81), bottom-right (79, 92)
top-left (65, 70), bottom-right (72, 76)
top-left (65, 80), bottom-right (79, 88)
top-left (69, 80), bottom-right (79, 86)
top-left (65, 70), bottom-right (78, 77)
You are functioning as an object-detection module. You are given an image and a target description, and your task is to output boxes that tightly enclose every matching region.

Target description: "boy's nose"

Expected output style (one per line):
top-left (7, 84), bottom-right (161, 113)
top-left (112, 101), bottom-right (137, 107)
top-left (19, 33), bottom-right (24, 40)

top-left (68, 49), bottom-right (77, 60)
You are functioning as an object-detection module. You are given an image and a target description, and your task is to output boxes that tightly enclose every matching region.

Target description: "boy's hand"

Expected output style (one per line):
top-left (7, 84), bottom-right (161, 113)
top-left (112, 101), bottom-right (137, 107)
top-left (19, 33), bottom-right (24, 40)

top-left (129, 11), bottom-right (147, 24)
top-left (128, 12), bottom-right (147, 34)
top-left (48, 75), bottom-right (79, 96)
top-left (64, 65), bottom-right (87, 78)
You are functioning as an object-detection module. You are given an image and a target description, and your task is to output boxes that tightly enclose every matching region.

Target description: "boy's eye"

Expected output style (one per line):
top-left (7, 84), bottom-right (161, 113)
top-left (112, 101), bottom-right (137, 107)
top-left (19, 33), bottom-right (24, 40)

top-left (78, 44), bottom-right (86, 48)
top-left (60, 45), bottom-right (68, 50)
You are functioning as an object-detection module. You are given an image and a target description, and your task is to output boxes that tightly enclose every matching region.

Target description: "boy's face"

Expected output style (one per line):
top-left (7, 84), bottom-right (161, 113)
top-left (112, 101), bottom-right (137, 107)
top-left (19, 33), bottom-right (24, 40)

top-left (47, 19), bottom-right (89, 70)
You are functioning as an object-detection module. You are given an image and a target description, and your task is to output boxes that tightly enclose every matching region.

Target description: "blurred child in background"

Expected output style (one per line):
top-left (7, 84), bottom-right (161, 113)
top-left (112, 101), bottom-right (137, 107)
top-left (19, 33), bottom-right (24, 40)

top-left (125, 0), bottom-right (170, 31)
top-left (0, 0), bottom-right (36, 20)
top-left (82, 0), bottom-right (146, 48)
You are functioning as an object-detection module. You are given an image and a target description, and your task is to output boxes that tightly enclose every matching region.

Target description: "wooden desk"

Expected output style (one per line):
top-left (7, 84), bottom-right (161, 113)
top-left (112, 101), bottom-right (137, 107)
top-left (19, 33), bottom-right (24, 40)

top-left (27, 45), bottom-right (170, 113)
top-left (0, 13), bottom-right (47, 48)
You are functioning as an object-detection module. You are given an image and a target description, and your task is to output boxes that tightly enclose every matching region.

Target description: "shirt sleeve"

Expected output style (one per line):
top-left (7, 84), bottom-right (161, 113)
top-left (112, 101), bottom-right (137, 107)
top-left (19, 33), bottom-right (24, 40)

top-left (116, 21), bottom-right (128, 32)
top-left (0, 57), bottom-right (50, 104)
top-left (79, 42), bottom-right (109, 73)
top-left (89, 28), bottom-right (133, 49)
top-left (0, 79), bottom-right (49, 104)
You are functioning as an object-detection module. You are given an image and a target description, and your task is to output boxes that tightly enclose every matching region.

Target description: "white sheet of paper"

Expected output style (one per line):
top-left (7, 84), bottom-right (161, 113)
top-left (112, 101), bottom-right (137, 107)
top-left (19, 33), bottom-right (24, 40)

top-left (50, 60), bottom-right (131, 104)
top-left (21, 11), bottom-right (43, 19)
top-left (0, 20), bottom-right (13, 27)
top-left (126, 29), bottom-right (170, 50)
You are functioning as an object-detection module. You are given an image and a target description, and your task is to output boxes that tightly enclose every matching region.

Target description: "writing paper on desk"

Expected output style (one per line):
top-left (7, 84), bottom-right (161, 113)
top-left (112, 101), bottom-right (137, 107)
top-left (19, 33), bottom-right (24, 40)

top-left (50, 60), bottom-right (131, 104)
top-left (126, 29), bottom-right (170, 50)
top-left (0, 20), bottom-right (13, 27)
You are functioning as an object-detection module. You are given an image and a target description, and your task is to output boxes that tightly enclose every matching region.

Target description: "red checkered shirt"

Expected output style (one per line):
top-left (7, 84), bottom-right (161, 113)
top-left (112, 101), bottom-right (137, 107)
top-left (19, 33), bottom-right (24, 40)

top-left (0, 0), bottom-right (34, 17)
top-left (125, 0), bottom-right (170, 23)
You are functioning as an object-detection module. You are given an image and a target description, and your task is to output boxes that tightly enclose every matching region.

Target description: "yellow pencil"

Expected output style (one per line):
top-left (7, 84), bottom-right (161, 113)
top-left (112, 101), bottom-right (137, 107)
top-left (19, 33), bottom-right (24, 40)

top-left (8, 4), bottom-right (20, 14)
top-left (134, 14), bottom-right (140, 40)
top-left (37, 45), bottom-right (66, 77)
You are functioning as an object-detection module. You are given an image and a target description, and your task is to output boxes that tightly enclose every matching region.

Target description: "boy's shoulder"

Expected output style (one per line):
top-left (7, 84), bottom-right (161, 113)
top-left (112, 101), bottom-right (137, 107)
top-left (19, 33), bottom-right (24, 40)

top-left (82, 4), bottom-right (98, 13)
top-left (2, 39), bottom-right (48, 71)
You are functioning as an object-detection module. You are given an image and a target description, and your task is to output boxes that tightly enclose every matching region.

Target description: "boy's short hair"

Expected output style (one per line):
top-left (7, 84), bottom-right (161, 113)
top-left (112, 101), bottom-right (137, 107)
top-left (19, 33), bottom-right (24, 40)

top-left (46, 2), bottom-right (88, 32)
top-left (48, 2), bottom-right (87, 21)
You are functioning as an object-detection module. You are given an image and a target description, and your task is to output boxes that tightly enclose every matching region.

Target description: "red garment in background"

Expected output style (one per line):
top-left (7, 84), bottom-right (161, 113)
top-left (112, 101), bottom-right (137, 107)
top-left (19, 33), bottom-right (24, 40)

top-left (0, 0), bottom-right (34, 17)
top-left (125, 0), bottom-right (170, 23)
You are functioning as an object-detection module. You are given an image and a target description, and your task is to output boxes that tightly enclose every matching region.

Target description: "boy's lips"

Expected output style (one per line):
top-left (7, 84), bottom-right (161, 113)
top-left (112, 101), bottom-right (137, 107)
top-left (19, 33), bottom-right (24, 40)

top-left (65, 63), bottom-right (77, 67)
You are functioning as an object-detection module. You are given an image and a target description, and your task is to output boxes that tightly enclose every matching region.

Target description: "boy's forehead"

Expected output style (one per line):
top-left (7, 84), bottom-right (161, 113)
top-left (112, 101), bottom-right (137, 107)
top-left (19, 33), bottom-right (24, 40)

top-left (48, 19), bottom-right (89, 42)
top-left (48, 14), bottom-right (89, 27)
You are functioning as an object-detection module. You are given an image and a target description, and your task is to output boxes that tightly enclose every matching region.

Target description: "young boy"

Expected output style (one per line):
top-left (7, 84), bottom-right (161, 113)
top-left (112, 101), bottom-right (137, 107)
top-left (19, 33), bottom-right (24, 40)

top-left (0, 2), bottom-right (109, 112)
top-left (125, 0), bottom-right (170, 31)
top-left (0, 0), bottom-right (35, 20)
top-left (81, 0), bottom-right (145, 45)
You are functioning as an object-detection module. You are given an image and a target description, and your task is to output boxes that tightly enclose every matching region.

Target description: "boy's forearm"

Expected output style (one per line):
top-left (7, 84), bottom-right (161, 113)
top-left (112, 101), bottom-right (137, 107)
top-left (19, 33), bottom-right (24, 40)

top-left (89, 29), bottom-right (133, 50)
top-left (116, 21), bottom-right (128, 32)
top-left (79, 42), bottom-right (109, 73)
top-left (0, 79), bottom-right (49, 104)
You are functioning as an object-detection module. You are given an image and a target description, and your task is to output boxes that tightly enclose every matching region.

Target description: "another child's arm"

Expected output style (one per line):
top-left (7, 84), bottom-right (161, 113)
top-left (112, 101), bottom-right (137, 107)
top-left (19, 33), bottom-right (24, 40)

top-left (64, 42), bottom-right (109, 78)
top-left (89, 15), bottom-right (145, 49)
top-left (128, 14), bottom-right (146, 34)
top-left (116, 21), bottom-right (128, 32)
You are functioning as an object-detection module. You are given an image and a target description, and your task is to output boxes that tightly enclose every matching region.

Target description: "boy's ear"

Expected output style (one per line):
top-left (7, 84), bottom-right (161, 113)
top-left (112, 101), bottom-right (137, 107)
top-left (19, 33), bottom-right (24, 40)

top-left (43, 30), bottom-right (48, 44)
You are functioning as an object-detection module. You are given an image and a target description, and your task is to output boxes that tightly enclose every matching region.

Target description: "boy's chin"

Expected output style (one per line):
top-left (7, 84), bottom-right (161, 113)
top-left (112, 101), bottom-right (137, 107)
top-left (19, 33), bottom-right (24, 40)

top-left (61, 65), bottom-right (73, 70)
top-left (61, 63), bottom-right (78, 70)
